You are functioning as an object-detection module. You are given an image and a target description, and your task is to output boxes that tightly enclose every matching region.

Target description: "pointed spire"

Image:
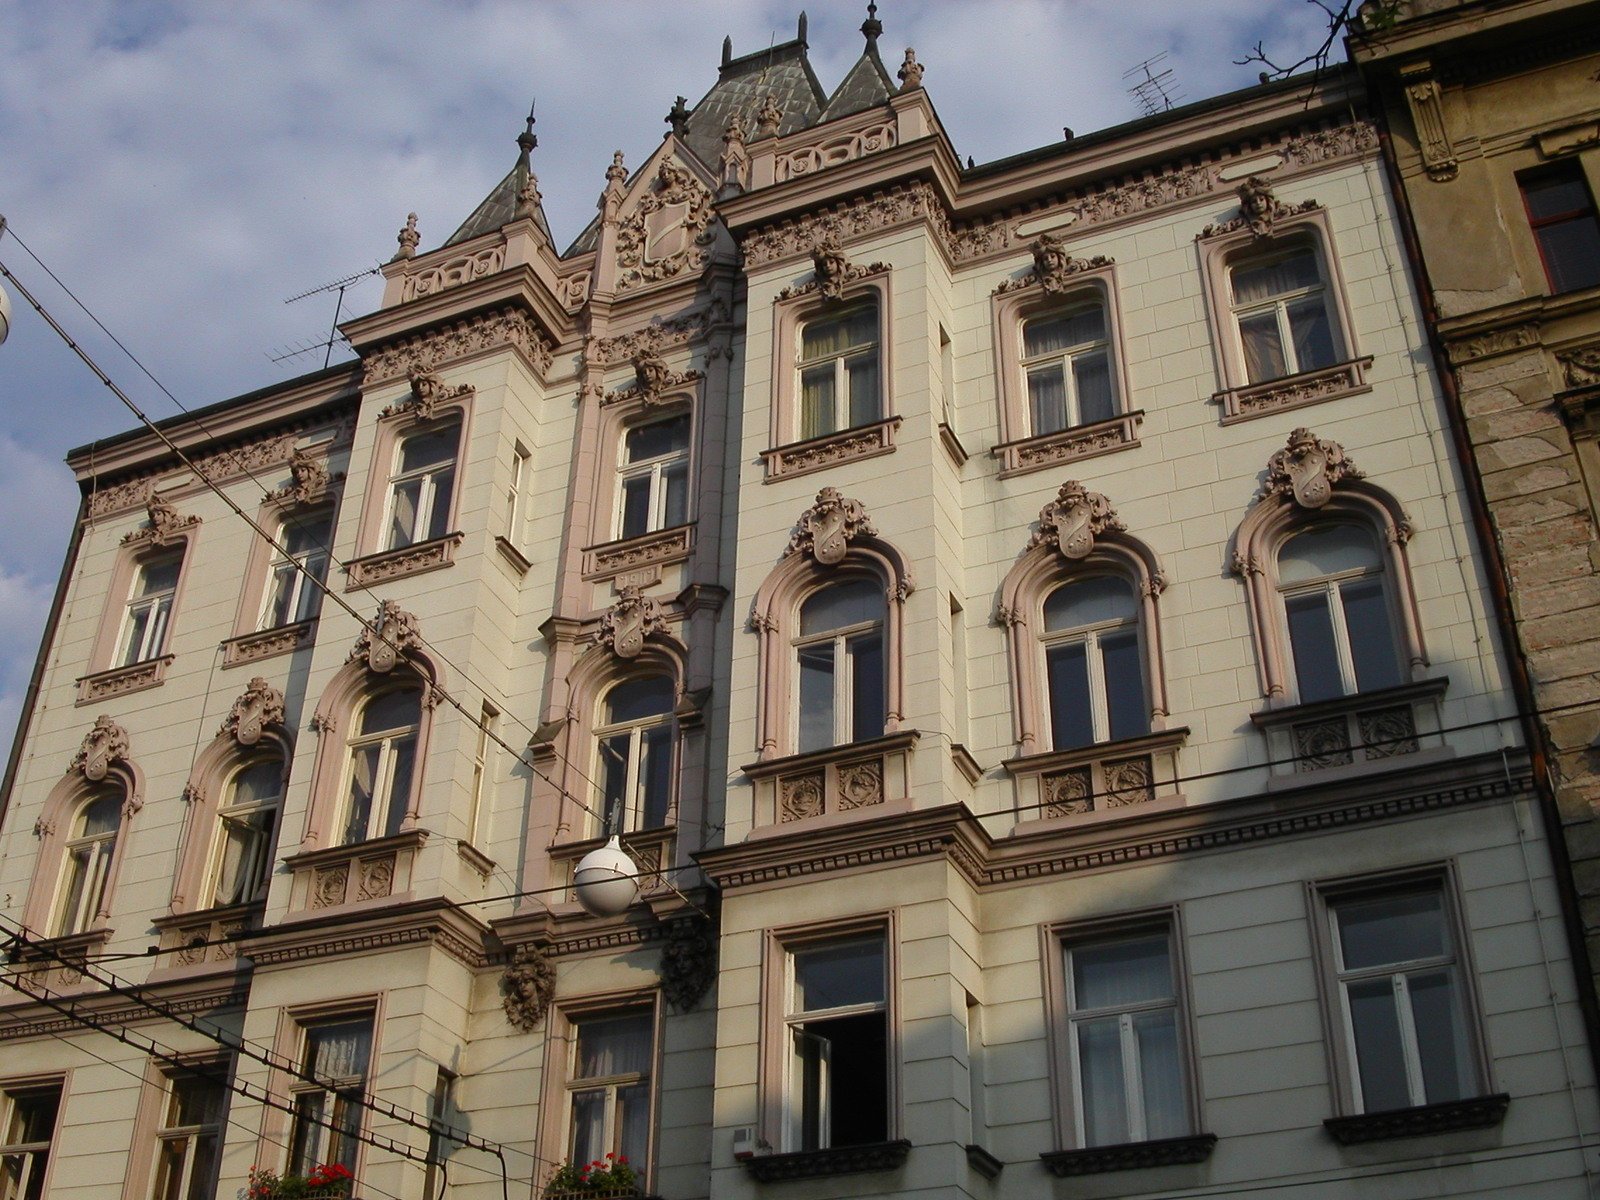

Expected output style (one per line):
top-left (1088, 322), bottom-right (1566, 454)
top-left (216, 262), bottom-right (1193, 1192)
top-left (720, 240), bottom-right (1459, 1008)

top-left (722, 34), bottom-right (732, 67)
top-left (517, 99), bottom-right (538, 160)
top-left (514, 101), bottom-right (542, 220)
top-left (797, 10), bottom-right (808, 45)
top-left (861, 2), bottom-right (881, 48)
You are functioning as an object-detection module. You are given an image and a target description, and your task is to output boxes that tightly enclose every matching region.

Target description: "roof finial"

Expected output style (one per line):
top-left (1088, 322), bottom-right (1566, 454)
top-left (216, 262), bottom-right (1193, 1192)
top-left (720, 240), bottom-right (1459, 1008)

top-left (861, 2), bottom-right (881, 48)
top-left (665, 95), bottom-right (689, 139)
top-left (517, 100), bottom-right (537, 159)
top-left (897, 47), bottom-right (924, 92)
top-left (722, 35), bottom-right (732, 67)
top-left (797, 11), bottom-right (808, 45)
top-left (392, 212), bottom-right (420, 262)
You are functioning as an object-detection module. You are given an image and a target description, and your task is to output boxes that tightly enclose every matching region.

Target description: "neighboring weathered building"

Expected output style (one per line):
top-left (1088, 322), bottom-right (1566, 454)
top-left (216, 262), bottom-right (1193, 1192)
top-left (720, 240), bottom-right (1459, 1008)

top-left (1, 12), bottom-right (1596, 1200)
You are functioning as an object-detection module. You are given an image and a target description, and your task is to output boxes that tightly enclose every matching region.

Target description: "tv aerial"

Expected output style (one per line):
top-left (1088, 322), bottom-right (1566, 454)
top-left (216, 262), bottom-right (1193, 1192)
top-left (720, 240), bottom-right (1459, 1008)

top-left (269, 265), bottom-right (380, 369)
top-left (1124, 53), bottom-right (1183, 117)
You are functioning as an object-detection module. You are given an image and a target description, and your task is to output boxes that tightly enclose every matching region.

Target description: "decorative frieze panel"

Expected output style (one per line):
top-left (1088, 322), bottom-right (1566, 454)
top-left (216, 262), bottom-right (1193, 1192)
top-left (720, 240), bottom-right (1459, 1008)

top-left (1006, 730), bottom-right (1184, 825)
top-left (993, 412), bottom-right (1142, 476)
top-left (399, 244), bottom-right (506, 303)
top-left (75, 656), bottom-right (173, 706)
top-left (1252, 679), bottom-right (1445, 778)
top-left (745, 733), bottom-right (916, 830)
top-left (1214, 358), bottom-right (1372, 425)
top-left (283, 831), bottom-right (424, 914)
top-left (344, 532), bottom-right (463, 589)
top-left (362, 307), bottom-right (552, 385)
top-left (774, 121), bottom-right (897, 182)
top-left (582, 525), bottom-right (693, 580)
top-left (220, 620), bottom-right (314, 669)
top-left (762, 417), bottom-right (901, 481)
top-left (591, 304), bottom-right (721, 366)
top-left (615, 159), bottom-right (717, 294)
top-left (152, 904), bottom-right (257, 971)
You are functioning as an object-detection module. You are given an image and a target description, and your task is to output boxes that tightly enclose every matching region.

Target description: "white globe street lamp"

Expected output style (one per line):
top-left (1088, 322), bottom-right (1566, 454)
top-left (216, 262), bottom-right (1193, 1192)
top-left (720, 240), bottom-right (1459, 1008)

top-left (572, 836), bottom-right (639, 917)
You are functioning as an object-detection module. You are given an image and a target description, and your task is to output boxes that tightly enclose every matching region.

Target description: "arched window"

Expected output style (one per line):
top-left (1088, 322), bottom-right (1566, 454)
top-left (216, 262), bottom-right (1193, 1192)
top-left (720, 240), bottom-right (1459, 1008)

top-left (53, 791), bottom-right (121, 936)
top-left (385, 419), bottom-right (460, 551)
top-left (798, 301), bottom-right (880, 440)
top-left (1278, 524), bottom-right (1404, 704)
top-left (795, 580), bottom-right (886, 754)
top-left (206, 758), bottom-right (284, 907)
top-left (595, 676), bottom-right (677, 836)
top-left (1042, 575), bottom-right (1149, 750)
top-left (1022, 298), bottom-right (1116, 435)
top-left (340, 687), bottom-right (421, 845)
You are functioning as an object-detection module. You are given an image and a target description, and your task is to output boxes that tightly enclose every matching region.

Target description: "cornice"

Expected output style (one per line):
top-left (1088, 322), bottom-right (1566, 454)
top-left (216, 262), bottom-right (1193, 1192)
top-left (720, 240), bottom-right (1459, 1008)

top-left (245, 897), bottom-right (491, 970)
top-left (699, 751), bottom-right (1531, 893)
top-left (1437, 285), bottom-right (1600, 363)
top-left (0, 976), bottom-right (248, 1042)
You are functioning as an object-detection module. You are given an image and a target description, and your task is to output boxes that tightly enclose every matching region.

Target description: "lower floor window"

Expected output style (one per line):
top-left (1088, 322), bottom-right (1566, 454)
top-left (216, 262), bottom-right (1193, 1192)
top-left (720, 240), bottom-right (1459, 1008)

top-left (1062, 927), bottom-right (1190, 1147)
top-left (289, 1017), bottom-right (372, 1177)
top-left (0, 1082), bottom-right (61, 1200)
top-left (785, 935), bottom-right (889, 1151)
top-left (151, 1070), bottom-right (225, 1200)
top-left (568, 1012), bottom-right (653, 1171)
top-left (1327, 882), bottom-right (1479, 1112)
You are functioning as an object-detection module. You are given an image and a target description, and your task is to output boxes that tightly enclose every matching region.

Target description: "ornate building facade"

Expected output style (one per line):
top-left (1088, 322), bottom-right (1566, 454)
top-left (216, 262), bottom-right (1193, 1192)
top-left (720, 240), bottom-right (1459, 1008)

top-left (1, 11), bottom-right (1596, 1200)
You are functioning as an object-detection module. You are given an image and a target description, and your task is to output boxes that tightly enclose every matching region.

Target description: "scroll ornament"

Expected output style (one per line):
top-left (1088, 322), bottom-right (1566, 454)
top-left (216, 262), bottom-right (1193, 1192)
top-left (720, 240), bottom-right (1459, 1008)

top-left (597, 586), bottom-right (669, 659)
top-left (221, 677), bottom-right (286, 746)
top-left (70, 715), bottom-right (131, 783)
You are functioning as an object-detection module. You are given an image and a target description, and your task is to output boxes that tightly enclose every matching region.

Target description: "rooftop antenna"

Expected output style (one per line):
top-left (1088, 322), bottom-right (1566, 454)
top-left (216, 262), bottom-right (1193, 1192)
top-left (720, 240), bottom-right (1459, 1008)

top-left (1124, 53), bottom-right (1183, 118)
top-left (272, 266), bottom-right (379, 368)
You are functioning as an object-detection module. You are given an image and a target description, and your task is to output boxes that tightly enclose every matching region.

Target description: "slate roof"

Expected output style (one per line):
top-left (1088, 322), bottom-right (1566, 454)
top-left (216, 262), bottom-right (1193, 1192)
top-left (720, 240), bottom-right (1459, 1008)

top-left (444, 148), bottom-right (554, 248)
top-left (819, 45), bottom-right (895, 121)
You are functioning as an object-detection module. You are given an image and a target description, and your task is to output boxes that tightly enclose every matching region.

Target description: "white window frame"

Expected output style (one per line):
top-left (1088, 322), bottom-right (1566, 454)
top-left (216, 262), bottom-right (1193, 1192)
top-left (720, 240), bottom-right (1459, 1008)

top-left (1277, 524), bottom-right (1400, 703)
top-left (504, 442), bottom-right (529, 543)
top-left (466, 704), bottom-right (497, 848)
top-left (338, 691), bottom-right (420, 846)
top-left (565, 1010), bottom-right (654, 1171)
top-left (259, 511), bottom-right (332, 631)
top-left (593, 680), bottom-right (677, 837)
top-left (796, 301), bottom-right (882, 441)
top-left (149, 1070), bottom-right (224, 1200)
top-left (383, 422), bottom-right (460, 552)
top-left (792, 588), bottom-right (885, 754)
top-left (1020, 297), bottom-right (1117, 435)
top-left (204, 760), bottom-right (283, 908)
top-left (1226, 239), bottom-right (1340, 385)
top-left (117, 550), bottom-right (183, 667)
top-left (1040, 579), bottom-right (1145, 749)
top-left (52, 794), bottom-right (120, 936)
top-left (287, 1016), bottom-right (372, 1178)
top-left (0, 1081), bottom-right (61, 1200)
top-left (615, 416), bottom-right (691, 542)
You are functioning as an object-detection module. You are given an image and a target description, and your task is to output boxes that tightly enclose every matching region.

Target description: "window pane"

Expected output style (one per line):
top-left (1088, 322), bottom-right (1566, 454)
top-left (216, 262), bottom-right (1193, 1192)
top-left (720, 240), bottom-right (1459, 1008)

top-left (1346, 978), bottom-right (1411, 1111)
top-left (846, 352), bottom-right (880, 426)
top-left (229, 761), bottom-right (283, 807)
top-left (119, 606), bottom-right (154, 666)
top-left (343, 745), bottom-right (378, 845)
top-left (1044, 576), bottom-right (1137, 630)
top-left (800, 580), bottom-right (883, 635)
top-left (213, 806), bottom-right (276, 906)
top-left (1524, 173), bottom-right (1591, 220)
top-left (1074, 350), bottom-right (1115, 425)
top-left (5, 1090), bottom-right (59, 1144)
top-left (662, 461), bottom-right (689, 528)
top-left (619, 475), bottom-right (651, 540)
top-left (598, 733), bottom-right (630, 837)
top-left (797, 645), bottom-right (835, 755)
top-left (138, 557), bottom-right (182, 597)
top-left (1279, 524), bottom-right (1380, 582)
top-left (1233, 247), bottom-right (1320, 302)
top-left (625, 416), bottom-right (690, 463)
top-left (799, 365), bottom-right (836, 440)
top-left (1076, 1017), bottom-right (1129, 1147)
top-left (1288, 296), bottom-right (1336, 372)
top-left (262, 562), bottom-right (298, 629)
top-left (1100, 630), bottom-right (1149, 743)
top-left (576, 1013), bottom-right (653, 1078)
top-left (383, 736), bottom-right (417, 837)
top-left (1134, 1009), bottom-right (1186, 1140)
top-left (361, 689), bottom-right (421, 735)
top-left (283, 513), bottom-right (333, 558)
top-left (1336, 889), bottom-right (1446, 970)
top-left (1409, 970), bottom-right (1472, 1104)
top-left (605, 676), bottom-right (675, 724)
top-left (308, 1020), bottom-right (372, 1079)
top-left (849, 632), bottom-right (884, 744)
top-left (569, 1090), bottom-right (605, 1166)
top-left (1538, 220), bottom-right (1600, 293)
top-left (1027, 366), bottom-right (1069, 435)
top-left (388, 478), bottom-right (421, 548)
top-left (1047, 642), bottom-right (1094, 750)
top-left (79, 795), bottom-right (122, 838)
top-left (1341, 578), bottom-right (1403, 693)
top-left (398, 425), bottom-right (458, 473)
top-left (1072, 933), bottom-right (1172, 1009)
top-left (1239, 311), bottom-right (1287, 383)
top-left (424, 466), bottom-right (455, 540)
top-left (639, 724), bottom-right (675, 828)
top-left (794, 939), bottom-right (884, 1012)
top-left (616, 1082), bottom-right (651, 1167)
top-left (1285, 593), bottom-right (1343, 703)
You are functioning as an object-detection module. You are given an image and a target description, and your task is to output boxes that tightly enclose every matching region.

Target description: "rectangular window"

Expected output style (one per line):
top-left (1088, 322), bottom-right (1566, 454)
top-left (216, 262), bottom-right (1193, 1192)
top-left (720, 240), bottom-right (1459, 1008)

top-left (616, 417), bottom-right (690, 541)
top-left (504, 443), bottom-right (529, 544)
top-left (117, 550), bottom-right (183, 667)
top-left (1521, 163), bottom-right (1600, 295)
top-left (289, 1017), bottom-right (372, 1178)
top-left (567, 1012), bottom-right (653, 1173)
top-left (784, 935), bottom-right (889, 1152)
top-left (1325, 880), bottom-right (1480, 1113)
top-left (385, 421), bottom-right (460, 551)
top-left (798, 304), bottom-right (880, 440)
top-left (1228, 242), bottom-right (1338, 385)
top-left (0, 1082), bottom-right (61, 1200)
top-left (260, 511), bottom-right (333, 630)
top-left (422, 1067), bottom-right (457, 1200)
top-left (150, 1069), bottom-right (225, 1200)
top-left (1022, 300), bottom-right (1116, 434)
top-left (466, 703), bottom-right (497, 847)
top-left (1060, 924), bottom-right (1191, 1147)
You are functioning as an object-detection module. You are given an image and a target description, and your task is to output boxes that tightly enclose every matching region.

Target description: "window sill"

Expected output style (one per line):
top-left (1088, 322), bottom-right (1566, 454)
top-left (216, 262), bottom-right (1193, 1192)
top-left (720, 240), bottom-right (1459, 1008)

top-left (582, 523), bottom-right (694, 582)
top-left (1252, 678), bottom-right (1448, 779)
top-left (75, 655), bottom-right (174, 705)
top-left (494, 535), bottom-right (532, 576)
top-left (345, 532), bottom-right (463, 590)
top-left (1324, 1094), bottom-right (1509, 1145)
top-left (1004, 727), bottom-right (1188, 827)
top-left (992, 410), bottom-right (1142, 477)
top-left (744, 731), bottom-right (919, 832)
top-left (742, 1139), bottom-right (911, 1182)
top-left (939, 422), bottom-right (969, 468)
top-left (1040, 1132), bottom-right (1217, 1177)
top-left (965, 1143), bottom-right (1003, 1179)
top-left (283, 829), bottom-right (429, 913)
top-left (762, 417), bottom-right (901, 482)
top-left (221, 620), bottom-right (315, 668)
top-left (1213, 356), bottom-right (1373, 425)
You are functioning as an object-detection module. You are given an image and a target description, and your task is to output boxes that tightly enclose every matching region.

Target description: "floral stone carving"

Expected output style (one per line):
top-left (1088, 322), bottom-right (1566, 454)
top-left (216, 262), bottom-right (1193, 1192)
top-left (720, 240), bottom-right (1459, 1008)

top-left (615, 159), bottom-right (716, 293)
top-left (221, 677), bottom-right (286, 746)
top-left (596, 586), bottom-right (669, 659)
top-left (122, 493), bottom-right (199, 548)
top-left (1029, 480), bottom-right (1124, 560)
top-left (70, 715), bottom-right (131, 783)
top-left (381, 371), bottom-right (474, 421)
top-left (267, 447), bottom-right (339, 506)
top-left (785, 488), bottom-right (877, 566)
top-left (1261, 427), bottom-right (1362, 509)
top-left (1199, 176), bottom-right (1319, 240)
top-left (995, 234), bottom-right (1111, 295)
top-left (1559, 345), bottom-right (1600, 389)
top-left (501, 944), bottom-right (557, 1032)
top-left (348, 600), bottom-right (424, 674)
top-left (661, 916), bottom-right (718, 1012)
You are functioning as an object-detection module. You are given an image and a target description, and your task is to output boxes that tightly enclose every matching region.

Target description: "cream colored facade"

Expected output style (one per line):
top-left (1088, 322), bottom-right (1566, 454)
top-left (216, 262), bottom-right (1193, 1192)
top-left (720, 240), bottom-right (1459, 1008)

top-left (0, 14), bottom-right (1596, 1200)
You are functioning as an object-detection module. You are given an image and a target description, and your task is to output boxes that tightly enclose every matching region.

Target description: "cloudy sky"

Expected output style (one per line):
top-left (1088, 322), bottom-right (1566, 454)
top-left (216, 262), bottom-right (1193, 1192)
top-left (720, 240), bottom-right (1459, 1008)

top-left (0, 0), bottom-right (1338, 755)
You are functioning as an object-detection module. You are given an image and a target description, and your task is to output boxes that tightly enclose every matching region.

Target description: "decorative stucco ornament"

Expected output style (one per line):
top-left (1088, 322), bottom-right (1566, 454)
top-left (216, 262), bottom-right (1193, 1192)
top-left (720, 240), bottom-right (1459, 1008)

top-left (597, 585), bottom-right (668, 659)
top-left (268, 446), bottom-right (336, 506)
top-left (349, 600), bottom-right (424, 674)
top-left (1030, 480), bottom-right (1125, 560)
top-left (381, 370), bottom-right (473, 421)
top-left (754, 93), bottom-right (783, 139)
top-left (70, 715), bottom-right (131, 783)
top-left (614, 158), bottom-right (716, 292)
top-left (897, 47), bottom-right (924, 91)
top-left (720, 115), bottom-right (750, 193)
top-left (1559, 344), bottom-right (1600, 388)
top-left (500, 944), bottom-right (556, 1032)
top-left (786, 487), bottom-right (877, 565)
top-left (122, 493), bottom-right (199, 547)
top-left (661, 914), bottom-right (719, 1012)
top-left (393, 212), bottom-right (420, 262)
top-left (1262, 427), bottom-right (1363, 509)
top-left (1033, 235), bottom-right (1112, 296)
top-left (1199, 177), bottom-right (1320, 240)
top-left (221, 677), bottom-right (286, 746)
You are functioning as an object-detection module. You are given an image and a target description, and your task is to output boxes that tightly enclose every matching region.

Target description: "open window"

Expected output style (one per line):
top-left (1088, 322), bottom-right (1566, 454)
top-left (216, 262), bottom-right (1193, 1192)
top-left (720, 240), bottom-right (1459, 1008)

top-left (149, 1068), bottom-right (225, 1200)
top-left (260, 510), bottom-right (333, 631)
top-left (339, 686), bottom-right (422, 846)
top-left (594, 676), bottom-right (677, 837)
top-left (52, 789), bottom-right (123, 937)
top-left (206, 759), bottom-right (284, 907)
top-left (616, 416), bottom-right (690, 541)
top-left (384, 420), bottom-right (460, 551)
top-left (116, 550), bottom-right (183, 667)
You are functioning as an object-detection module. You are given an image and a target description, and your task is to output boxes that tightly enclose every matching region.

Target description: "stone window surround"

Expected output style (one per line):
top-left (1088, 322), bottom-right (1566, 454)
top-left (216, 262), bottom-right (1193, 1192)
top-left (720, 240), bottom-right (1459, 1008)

top-left (765, 272), bottom-right (896, 479)
top-left (350, 385), bottom-right (473, 577)
top-left (1040, 906), bottom-right (1211, 1169)
top-left (119, 1055), bottom-right (228, 1200)
top-left (749, 539), bottom-right (913, 763)
top-left (585, 385), bottom-right (699, 579)
top-left (756, 913), bottom-right (900, 1157)
top-left (226, 494), bottom-right (340, 666)
top-left (1197, 206), bottom-right (1366, 423)
top-left (1305, 863), bottom-right (1496, 1132)
top-left (991, 265), bottom-right (1138, 476)
top-left (78, 524), bottom-right (201, 703)
top-left (1233, 481), bottom-right (1426, 706)
top-left (0, 1074), bottom-right (66, 1200)
top-left (22, 741), bottom-right (144, 939)
top-left (535, 988), bottom-right (663, 1192)
top-left (998, 533), bottom-right (1171, 755)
